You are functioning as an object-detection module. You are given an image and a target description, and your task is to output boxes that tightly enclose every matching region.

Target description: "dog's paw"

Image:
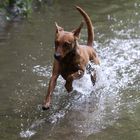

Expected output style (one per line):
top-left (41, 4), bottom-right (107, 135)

top-left (42, 105), bottom-right (50, 111)
top-left (42, 102), bottom-right (50, 111)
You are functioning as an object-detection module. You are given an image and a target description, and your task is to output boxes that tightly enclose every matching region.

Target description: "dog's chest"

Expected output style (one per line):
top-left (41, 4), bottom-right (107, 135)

top-left (61, 56), bottom-right (79, 71)
top-left (60, 54), bottom-right (81, 77)
top-left (61, 60), bottom-right (79, 71)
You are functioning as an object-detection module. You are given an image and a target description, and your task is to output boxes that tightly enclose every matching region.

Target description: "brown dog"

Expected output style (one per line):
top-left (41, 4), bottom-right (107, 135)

top-left (42, 6), bottom-right (100, 110)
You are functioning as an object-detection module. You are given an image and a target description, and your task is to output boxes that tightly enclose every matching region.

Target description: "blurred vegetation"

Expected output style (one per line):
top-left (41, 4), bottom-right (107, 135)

top-left (0, 0), bottom-right (43, 20)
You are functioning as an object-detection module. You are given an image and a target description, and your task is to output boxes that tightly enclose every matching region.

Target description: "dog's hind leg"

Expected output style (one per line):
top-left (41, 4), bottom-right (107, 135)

top-left (89, 51), bottom-right (100, 86)
top-left (90, 69), bottom-right (96, 86)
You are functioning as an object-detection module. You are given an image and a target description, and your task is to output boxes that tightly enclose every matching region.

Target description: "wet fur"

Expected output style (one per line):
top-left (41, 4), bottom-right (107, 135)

top-left (42, 6), bottom-right (100, 110)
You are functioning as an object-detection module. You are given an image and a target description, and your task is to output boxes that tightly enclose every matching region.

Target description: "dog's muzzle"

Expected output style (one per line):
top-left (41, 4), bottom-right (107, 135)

top-left (54, 53), bottom-right (62, 61)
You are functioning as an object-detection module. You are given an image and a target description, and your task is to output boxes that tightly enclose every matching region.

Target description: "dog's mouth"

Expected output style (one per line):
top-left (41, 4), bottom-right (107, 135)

top-left (54, 53), bottom-right (62, 61)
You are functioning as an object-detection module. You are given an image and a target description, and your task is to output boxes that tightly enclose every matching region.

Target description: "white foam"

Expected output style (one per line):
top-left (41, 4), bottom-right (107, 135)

top-left (20, 130), bottom-right (36, 138)
top-left (67, 38), bottom-right (140, 135)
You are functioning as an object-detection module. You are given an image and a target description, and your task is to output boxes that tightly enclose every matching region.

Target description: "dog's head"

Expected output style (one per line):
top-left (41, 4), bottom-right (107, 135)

top-left (54, 22), bottom-right (84, 60)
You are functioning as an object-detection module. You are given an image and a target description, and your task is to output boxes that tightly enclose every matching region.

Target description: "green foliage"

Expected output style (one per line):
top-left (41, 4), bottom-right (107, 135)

top-left (0, 0), bottom-right (36, 18)
top-left (16, 0), bottom-right (33, 16)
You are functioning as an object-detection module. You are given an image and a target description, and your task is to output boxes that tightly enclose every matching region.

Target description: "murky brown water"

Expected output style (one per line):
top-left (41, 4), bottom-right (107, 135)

top-left (0, 0), bottom-right (140, 140)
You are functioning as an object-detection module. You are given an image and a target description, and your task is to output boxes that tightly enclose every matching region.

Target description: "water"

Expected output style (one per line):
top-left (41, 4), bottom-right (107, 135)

top-left (0, 0), bottom-right (140, 140)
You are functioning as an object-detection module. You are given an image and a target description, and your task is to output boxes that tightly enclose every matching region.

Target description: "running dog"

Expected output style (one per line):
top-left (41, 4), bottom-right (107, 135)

top-left (42, 6), bottom-right (100, 110)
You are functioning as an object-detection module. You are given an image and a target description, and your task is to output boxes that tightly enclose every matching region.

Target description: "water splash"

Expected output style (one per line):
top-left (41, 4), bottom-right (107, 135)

top-left (69, 38), bottom-right (140, 135)
top-left (21, 37), bottom-right (140, 138)
top-left (20, 118), bottom-right (46, 138)
top-left (20, 130), bottom-right (36, 138)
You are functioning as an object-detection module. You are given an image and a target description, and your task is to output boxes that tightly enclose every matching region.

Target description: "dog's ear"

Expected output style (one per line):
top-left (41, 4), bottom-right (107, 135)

top-left (72, 21), bottom-right (84, 38)
top-left (55, 22), bottom-right (64, 33)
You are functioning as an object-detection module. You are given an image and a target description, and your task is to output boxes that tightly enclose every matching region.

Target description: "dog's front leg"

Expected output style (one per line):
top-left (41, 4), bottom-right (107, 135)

top-left (42, 60), bottom-right (60, 110)
top-left (65, 70), bottom-right (84, 92)
top-left (42, 75), bottom-right (58, 110)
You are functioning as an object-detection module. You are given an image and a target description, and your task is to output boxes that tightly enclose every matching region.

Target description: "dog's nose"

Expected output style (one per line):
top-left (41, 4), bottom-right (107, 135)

top-left (54, 53), bottom-right (61, 61)
top-left (55, 52), bottom-right (61, 56)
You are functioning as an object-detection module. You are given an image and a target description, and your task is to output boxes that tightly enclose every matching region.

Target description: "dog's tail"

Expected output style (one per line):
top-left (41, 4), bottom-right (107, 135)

top-left (76, 6), bottom-right (94, 47)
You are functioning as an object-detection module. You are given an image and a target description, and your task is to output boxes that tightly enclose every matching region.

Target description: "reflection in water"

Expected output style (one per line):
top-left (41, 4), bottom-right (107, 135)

top-left (0, 0), bottom-right (140, 140)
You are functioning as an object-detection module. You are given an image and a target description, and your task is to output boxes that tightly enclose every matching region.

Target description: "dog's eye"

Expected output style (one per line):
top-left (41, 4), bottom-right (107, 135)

top-left (63, 42), bottom-right (72, 48)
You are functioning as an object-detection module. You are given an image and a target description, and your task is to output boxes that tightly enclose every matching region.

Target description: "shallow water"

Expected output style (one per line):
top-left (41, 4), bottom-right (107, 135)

top-left (0, 0), bottom-right (140, 140)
